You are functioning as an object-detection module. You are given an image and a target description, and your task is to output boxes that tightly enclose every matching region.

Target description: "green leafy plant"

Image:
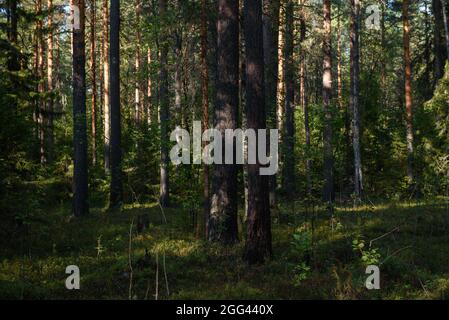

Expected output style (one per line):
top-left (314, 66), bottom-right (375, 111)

top-left (352, 238), bottom-right (381, 266)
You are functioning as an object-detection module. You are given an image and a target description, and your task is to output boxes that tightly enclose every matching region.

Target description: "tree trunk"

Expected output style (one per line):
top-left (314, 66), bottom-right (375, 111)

top-left (403, 0), bottom-right (414, 185)
top-left (147, 47), bottom-right (153, 125)
top-left (299, 0), bottom-right (310, 197)
top-left (72, 0), bottom-right (89, 217)
top-left (350, 0), bottom-right (362, 200)
top-left (36, 0), bottom-right (46, 164)
top-left (243, 0), bottom-right (272, 264)
top-left (281, 0), bottom-right (295, 197)
top-left (276, 0), bottom-right (285, 173)
top-left (208, 0), bottom-right (239, 244)
top-left (322, 0), bottom-right (334, 203)
top-left (263, 0), bottom-right (280, 207)
top-left (159, 0), bottom-right (170, 208)
top-left (90, 0), bottom-right (97, 166)
top-left (46, 0), bottom-right (54, 164)
top-left (198, 0), bottom-right (210, 239)
top-left (441, 0), bottom-right (449, 61)
top-left (135, 0), bottom-right (142, 124)
top-left (103, 0), bottom-right (110, 172)
top-left (109, 0), bottom-right (123, 208)
top-left (433, 0), bottom-right (446, 81)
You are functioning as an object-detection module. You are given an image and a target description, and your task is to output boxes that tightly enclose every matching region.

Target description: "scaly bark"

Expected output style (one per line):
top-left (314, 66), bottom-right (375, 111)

top-left (243, 0), bottom-right (272, 264)
top-left (109, 0), bottom-right (123, 208)
top-left (72, 0), bottom-right (89, 216)
top-left (209, 0), bottom-right (239, 244)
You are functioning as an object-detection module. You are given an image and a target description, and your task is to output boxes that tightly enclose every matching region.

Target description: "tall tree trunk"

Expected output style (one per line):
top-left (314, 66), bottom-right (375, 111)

top-left (433, 0), bottom-right (446, 81)
top-left (299, 0), bottom-right (311, 197)
top-left (208, 0), bottom-right (239, 244)
top-left (441, 0), bottom-right (449, 61)
top-left (36, 0), bottom-right (46, 164)
top-left (198, 0), bottom-right (210, 238)
top-left (337, 6), bottom-right (343, 111)
top-left (350, 0), bottom-right (362, 199)
top-left (403, 0), bottom-right (414, 186)
top-left (243, 0), bottom-right (272, 264)
top-left (147, 47), bottom-right (152, 125)
top-left (276, 0), bottom-right (285, 174)
top-left (281, 0), bottom-right (295, 197)
top-left (7, 0), bottom-right (19, 72)
top-left (263, 0), bottom-right (280, 207)
top-left (103, 0), bottom-right (110, 172)
top-left (174, 30), bottom-right (183, 125)
top-left (159, 0), bottom-right (170, 207)
top-left (46, 0), bottom-right (54, 164)
top-left (322, 0), bottom-right (334, 203)
top-left (109, 0), bottom-right (123, 208)
top-left (135, 0), bottom-right (142, 124)
top-left (72, 0), bottom-right (89, 217)
top-left (90, 0), bottom-right (97, 165)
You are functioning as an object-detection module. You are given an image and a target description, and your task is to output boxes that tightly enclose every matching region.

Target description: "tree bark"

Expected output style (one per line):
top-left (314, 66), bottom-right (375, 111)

top-left (350, 0), bottom-right (362, 199)
top-left (36, 0), bottom-right (46, 164)
top-left (109, 0), bottom-right (123, 208)
top-left (46, 0), bottom-right (54, 164)
top-left (135, 0), bottom-right (143, 124)
top-left (433, 0), bottom-right (446, 81)
top-left (72, 0), bottom-right (89, 217)
top-left (147, 47), bottom-right (153, 125)
top-left (276, 0), bottom-right (285, 168)
top-left (299, 0), bottom-right (310, 197)
top-left (103, 0), bottom-right (111, 172)
top-left (441, 0), bottom-right (449, 61)
top-left (208, 0), bottom-right (239, 244)
top-left (281, 0), bottom-right (295, 197)
top-left (243, 0), bottom-right (272, 264)
top-left (199, 0), bottom-right (210, 239)
top-left (90, 0), bottom-right (97, 165)
top-left (159, 0), bottom-right (170, 208)
top-left (403, 0), bottom-right (414, 185)
top-left (322, 0), bottom-right (334, 203)
top-left (263, 0), bottom-right (280, 207)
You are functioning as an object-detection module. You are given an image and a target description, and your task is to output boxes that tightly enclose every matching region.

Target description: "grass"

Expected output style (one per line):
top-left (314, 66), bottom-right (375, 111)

top-left (1, 196), bottom-right (449, 300)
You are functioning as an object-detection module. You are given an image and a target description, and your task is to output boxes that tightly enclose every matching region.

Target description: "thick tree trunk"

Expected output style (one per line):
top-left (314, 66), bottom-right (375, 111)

top-left (90, 0), bottom-right (97, 166)
top-left (350, 0), bottom-right (362, 199)
top-left (322, 0), bottom-right (334, 203)
top-left (109, 0), bottom-right (123, 208)
top-left (281, 0), bottom-right (295, 197)
top-left (159, 0), bottom-right (170, 208)
top-left (263, 0), bottom-right (280, 207)
top-left (103, 0), bottom-right (110, 172)
top-left (403, 0), bottom-right (414, 185)
top-left (72, 0), bottom-right (89, 217)
top-left (243, 0), bottom-right (272, 264)
top-left (208, 0), bottom-right (239, 244)
top-left (199, 0), bottom-right (210, 239)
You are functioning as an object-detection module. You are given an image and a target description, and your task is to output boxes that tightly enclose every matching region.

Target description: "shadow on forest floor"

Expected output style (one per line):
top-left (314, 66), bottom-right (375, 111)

top-left (1, 198), bottom-right (449, 300)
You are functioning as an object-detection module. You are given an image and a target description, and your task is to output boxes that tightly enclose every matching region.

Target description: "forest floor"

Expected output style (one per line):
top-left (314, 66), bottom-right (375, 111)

top-left (1, 194), bottom-right (449, 300)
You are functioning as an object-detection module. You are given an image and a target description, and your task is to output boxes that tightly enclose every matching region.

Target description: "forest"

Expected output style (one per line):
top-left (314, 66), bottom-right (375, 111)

top-left (0, 0), bottom-right (449, 300)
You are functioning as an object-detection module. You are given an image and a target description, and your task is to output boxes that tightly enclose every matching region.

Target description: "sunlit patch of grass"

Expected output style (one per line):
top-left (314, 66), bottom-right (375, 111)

top-left (151, 239), bottom-right (200, 257)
